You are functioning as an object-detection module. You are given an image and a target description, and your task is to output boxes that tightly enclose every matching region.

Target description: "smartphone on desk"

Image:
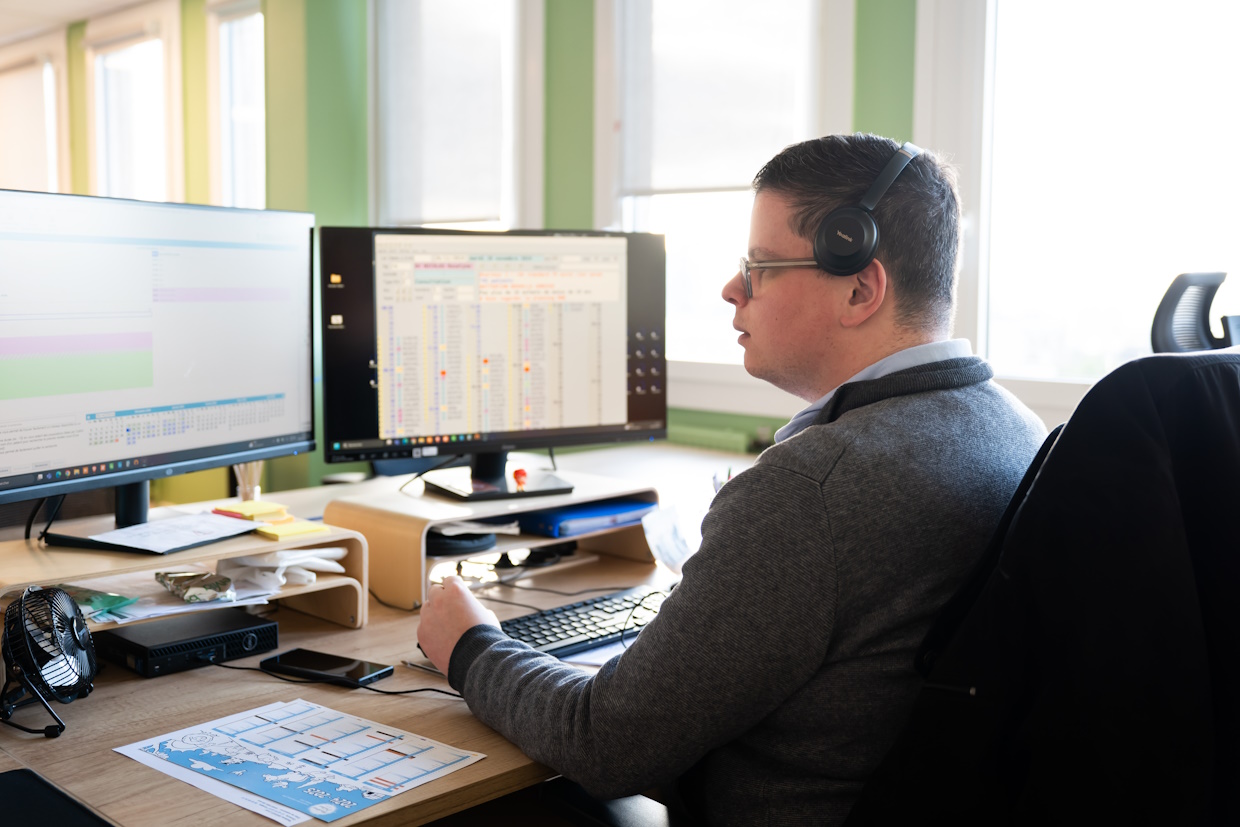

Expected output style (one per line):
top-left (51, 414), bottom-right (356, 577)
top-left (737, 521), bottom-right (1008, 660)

top-left (260, 648), bottom-right (393, 687)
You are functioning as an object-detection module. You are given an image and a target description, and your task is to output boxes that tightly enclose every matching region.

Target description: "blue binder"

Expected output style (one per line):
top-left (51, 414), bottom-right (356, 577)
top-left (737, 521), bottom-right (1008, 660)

top-left (517, 498), bottom-right (657, 538)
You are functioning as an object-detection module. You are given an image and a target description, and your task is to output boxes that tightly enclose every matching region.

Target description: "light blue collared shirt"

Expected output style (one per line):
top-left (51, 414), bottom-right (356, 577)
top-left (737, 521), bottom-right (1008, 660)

top-left (774, 338), bottom-right (974, 443)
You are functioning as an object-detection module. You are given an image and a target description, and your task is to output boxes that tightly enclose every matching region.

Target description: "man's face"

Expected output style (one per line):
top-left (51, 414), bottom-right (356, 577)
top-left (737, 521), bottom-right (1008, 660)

top-left (722, 191), bottom-right (844, 400)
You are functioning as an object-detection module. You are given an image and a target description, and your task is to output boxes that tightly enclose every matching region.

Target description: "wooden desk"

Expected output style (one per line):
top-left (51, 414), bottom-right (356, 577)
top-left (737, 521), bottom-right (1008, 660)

top-left (0, 554), bottom-right (665, 826)
top-left (0, 444), bottom-right (752, 825)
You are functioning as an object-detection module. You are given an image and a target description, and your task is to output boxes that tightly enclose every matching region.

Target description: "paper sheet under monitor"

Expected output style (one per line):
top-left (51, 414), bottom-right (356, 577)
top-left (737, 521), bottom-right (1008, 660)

top-left (90, 512), bottom-right (259, 553)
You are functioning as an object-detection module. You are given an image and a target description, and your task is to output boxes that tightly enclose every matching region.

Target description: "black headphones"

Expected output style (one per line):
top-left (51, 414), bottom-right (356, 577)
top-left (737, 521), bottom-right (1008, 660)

top-left (812, 141), bottom-right (922, 276)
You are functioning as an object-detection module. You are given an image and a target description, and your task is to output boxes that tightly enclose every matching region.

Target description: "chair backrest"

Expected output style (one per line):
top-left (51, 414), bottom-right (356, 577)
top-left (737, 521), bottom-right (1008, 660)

top-left (1151, 272), bottom-right (1231, 352)
top-left (845, 350), bottom-right (1240, 825)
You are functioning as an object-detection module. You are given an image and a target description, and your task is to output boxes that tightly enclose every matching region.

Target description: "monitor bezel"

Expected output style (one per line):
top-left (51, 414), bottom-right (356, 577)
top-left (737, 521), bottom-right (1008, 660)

top-left (0, 190), bottom-right (317, 509)
top-left (319, 225), bottom-right (667, 466)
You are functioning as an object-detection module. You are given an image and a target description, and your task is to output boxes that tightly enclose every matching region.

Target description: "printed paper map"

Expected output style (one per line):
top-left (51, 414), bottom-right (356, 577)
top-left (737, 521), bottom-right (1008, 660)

top-left (115, 699), bottom-right (484, 824)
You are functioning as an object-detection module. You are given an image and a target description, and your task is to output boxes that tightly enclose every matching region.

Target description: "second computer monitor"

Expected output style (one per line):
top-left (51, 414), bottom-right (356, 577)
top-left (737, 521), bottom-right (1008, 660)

top-left (319, 227), bottom-right (667, 499)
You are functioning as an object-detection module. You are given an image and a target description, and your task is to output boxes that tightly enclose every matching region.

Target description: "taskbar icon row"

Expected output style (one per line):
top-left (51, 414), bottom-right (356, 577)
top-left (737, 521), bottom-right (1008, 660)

top-left (36, 458), bottom-right (142, 482)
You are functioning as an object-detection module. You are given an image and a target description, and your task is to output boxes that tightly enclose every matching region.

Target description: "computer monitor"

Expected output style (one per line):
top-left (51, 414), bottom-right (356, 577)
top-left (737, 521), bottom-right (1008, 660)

top-left (319, 227), bottom-right (667, 499)
top-left (0, 189), bottom-right (315, 540)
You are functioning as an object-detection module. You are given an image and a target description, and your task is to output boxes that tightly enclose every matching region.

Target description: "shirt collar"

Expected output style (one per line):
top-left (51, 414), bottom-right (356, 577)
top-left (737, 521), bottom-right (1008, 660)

top-left (774, 339), bottom-right (974, 443)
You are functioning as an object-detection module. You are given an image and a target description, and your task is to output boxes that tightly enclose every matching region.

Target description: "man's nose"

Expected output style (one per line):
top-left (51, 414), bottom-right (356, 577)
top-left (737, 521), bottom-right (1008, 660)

top-left (722, 269), bottom-right (746, 306)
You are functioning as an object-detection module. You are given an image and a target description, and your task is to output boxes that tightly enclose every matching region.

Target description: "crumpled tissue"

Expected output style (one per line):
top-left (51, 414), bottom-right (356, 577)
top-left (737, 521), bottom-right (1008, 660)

top-left (216, 546), bottom-right (347, 591)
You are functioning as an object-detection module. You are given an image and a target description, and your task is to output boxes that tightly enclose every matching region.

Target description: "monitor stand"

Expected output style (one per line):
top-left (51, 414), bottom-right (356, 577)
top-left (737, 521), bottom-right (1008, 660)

top-left (421, 451), bottom-right (574, 501)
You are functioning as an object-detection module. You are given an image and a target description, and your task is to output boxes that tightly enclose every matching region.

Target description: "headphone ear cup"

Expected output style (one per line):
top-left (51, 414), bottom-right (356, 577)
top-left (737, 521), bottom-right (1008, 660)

top-left (814, 206), bottom-right (879, 276)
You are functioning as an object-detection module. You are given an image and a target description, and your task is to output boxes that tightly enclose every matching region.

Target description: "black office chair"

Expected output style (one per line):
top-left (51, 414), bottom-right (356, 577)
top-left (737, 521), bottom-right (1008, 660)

top-left (1151, 271), bottom-right (1239, 352)
top-left (845, 350), bottom-right (1240, 824)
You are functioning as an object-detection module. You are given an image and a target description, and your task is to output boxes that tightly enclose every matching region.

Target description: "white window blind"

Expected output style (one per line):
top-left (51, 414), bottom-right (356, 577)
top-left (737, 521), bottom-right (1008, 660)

top-left (0, 61), bottom-right (54, 192)
top-left (84, 0), bottom-right (184, 202)
top-left (984, 1), bottom-right (1240, 382)
top-left (95, 38), bottom-right (167, 201)
top-left (218, 9), bottom-right (265, 208)
top-left (613, 0), bottom-right (820, 365)
top-left (0, 31), bottom-right (68, 194)
top-left (376, 0), bottom-right (515, 227)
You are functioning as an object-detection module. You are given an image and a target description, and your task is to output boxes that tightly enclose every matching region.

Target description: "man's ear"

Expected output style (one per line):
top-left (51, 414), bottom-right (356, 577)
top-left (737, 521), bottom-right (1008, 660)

top-left (839, 259), bottom-right (888, 328)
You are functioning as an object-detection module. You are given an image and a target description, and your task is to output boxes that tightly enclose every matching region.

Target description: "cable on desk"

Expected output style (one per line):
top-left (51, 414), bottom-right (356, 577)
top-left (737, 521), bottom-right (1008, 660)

top-left (369, 589), bottom-right (420, 612)
top-left (479, 582), bottom-right (634, 597)
top-left (473, 595), bottom-right (543, 612)
top-left (201, 658), bottom-right (463, 699)
top-left (397, 454), bottom-right (464, 496)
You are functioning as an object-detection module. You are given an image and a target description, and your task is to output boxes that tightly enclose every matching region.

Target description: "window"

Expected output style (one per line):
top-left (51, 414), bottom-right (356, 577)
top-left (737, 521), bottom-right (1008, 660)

top-left (597, 0), bottom-right (855, 415)
top-left (0, 31), bottom-right (69, 193)
top-left (209, 1), bottom-right (266, 209)
top-left (84, 0), bottom-right (184, 202)
top-left (916, 0), bottom-right (1240, 422)
top-left (985, 1), bottom-right (1240, 382)
top-left (374, 0), bottom-right (544, 229)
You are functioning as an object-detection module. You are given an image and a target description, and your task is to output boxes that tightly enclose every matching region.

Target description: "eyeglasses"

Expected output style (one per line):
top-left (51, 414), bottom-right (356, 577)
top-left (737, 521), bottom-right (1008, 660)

top-left (738, 256), bottom-right (819, 298)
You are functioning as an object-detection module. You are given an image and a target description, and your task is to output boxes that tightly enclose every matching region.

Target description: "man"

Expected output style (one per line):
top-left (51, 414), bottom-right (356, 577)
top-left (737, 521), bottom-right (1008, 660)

top-left (418, 133), bottom-right (1047, 825)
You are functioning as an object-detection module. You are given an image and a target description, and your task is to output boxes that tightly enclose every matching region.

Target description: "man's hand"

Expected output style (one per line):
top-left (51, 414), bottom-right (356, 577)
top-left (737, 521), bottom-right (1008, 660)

top-left (417, 575), bottom-right (501, 675)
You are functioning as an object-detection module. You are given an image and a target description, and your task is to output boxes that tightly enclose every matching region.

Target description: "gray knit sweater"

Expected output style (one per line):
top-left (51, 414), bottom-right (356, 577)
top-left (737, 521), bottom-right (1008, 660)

top-left (448, 357), bottom-right (1047, 825)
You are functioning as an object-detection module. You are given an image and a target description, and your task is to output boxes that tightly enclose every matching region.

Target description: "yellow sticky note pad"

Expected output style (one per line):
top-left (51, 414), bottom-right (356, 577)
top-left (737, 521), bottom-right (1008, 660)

top-left (226, 500), bottom-right (287, 518)
top-left (256, 520), bottom-right (330, 540)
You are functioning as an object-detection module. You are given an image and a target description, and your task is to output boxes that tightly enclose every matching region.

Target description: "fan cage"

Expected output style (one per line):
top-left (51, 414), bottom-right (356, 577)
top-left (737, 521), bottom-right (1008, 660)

top-left (3, 587), bottom-right (96, 702)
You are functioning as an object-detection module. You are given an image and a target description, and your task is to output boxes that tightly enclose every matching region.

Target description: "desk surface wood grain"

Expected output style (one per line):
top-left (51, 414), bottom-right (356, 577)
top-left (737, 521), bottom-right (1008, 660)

top-left (0, 556), bottom-right (662, 826)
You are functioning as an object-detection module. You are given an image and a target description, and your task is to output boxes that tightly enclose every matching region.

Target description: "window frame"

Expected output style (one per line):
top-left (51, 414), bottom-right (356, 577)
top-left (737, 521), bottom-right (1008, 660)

top-left (205, 0), bottom-right (265, 208)
top-left (912, 0), bottom-right (1089, 426)
top-left (82, 0), bottom-right (184, 202)
top-left (594, 0), bottom-right (858, 419)
top-left (0, 29), bottom-right (71, 193)
top-left (368, 0), bottom-right (545, 229)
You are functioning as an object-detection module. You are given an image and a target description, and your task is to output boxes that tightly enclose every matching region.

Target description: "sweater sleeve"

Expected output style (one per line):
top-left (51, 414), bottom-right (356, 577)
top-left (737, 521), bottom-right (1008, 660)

top-left (447, 462), bottom-right (839, 799)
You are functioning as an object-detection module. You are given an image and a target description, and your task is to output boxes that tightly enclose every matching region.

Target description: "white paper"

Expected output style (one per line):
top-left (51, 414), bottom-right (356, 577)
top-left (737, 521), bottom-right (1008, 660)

top-left (69, 565), bottom-right (272, 624)
top-left (116, 742), bottom-right (309, 825)
top-left (115, 699), bottom-right (485, 824)
top-left (432, 520), bottom-right (521, 536)
top-left (90, 512), bottom-right (259, 553)
top-left (562, 640), bottom-right (628, 666)
top-left (641, 507), bottom-right (695, 575)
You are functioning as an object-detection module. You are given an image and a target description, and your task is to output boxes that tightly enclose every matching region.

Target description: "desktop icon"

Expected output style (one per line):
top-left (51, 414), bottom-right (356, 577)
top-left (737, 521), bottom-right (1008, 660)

top-left (330, 273), bottom-right (342, 284)
top-left (330, 314), bottom-right (344, 325)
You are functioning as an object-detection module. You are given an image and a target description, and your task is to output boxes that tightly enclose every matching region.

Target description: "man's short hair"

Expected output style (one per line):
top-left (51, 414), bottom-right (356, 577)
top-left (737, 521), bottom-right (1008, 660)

top-left (752, 133), bottom-right (961, 333)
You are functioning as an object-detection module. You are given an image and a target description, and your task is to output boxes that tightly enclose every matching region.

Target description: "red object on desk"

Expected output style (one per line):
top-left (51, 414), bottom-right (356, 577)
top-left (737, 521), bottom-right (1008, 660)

top-left (513, 468), bottom-right (527, 491)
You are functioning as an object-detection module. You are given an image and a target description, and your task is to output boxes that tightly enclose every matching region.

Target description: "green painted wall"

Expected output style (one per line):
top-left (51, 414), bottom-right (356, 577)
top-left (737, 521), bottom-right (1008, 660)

top-left (263, 0), bottom-right (309, 213)
top-left (182, 0), bottom-right (210, 204)
top-left (261, 0), bottom-right (371, 493)
top-left (853, 0), bottom-right (917, 140)
top-left (67, 23), bottom-right (88, 195)
top-left (543, 0), bottom-right (594, 229)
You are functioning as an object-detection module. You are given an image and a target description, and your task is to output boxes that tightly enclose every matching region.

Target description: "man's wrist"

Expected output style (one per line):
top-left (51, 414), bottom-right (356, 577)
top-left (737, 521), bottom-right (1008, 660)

top-left (447, 624), bottom-right (511, 691)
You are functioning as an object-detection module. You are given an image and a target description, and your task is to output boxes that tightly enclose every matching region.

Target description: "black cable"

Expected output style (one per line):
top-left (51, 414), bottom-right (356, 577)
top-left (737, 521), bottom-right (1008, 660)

top-left (36, 495), bottom-right (65, 542)
top-left (24, 498), bottom-right (46, 540)
top-left (202, 659), bottom-right (463, 699)
top-left (397, 454), bottom-right (463, 495)
top-left (619, 590), bottom-right (670, 650)
top-left (369, 589), bottom-right (419, 612)
top-left (473, 595), bottom-right (543, 612)
top-left (480, 581), bottom-right (632, 597)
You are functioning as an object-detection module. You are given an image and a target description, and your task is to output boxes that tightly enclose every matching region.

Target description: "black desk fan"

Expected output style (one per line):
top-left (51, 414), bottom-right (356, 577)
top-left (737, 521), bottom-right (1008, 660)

top-left (1, 586), bottom-right (96, 738)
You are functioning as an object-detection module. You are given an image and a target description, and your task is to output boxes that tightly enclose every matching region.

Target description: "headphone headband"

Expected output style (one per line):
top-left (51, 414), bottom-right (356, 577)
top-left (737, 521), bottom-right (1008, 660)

top-left (858, 142), bottom-right (922, 212)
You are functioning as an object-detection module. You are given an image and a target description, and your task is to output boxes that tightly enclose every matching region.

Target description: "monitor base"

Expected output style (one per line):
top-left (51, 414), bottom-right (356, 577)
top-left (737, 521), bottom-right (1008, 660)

top-left (422, 468), bottom-right (574, 501)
